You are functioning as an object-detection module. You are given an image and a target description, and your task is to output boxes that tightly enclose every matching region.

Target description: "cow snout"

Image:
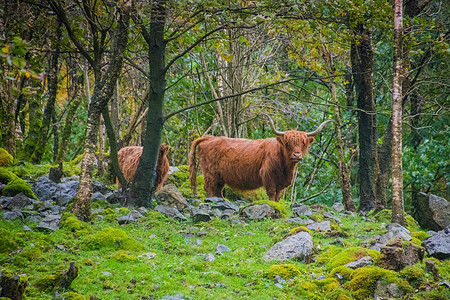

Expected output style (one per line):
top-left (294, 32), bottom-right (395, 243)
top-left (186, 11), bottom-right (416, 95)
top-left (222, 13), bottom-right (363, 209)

top-left (291, 152), bottom-right (303, 161)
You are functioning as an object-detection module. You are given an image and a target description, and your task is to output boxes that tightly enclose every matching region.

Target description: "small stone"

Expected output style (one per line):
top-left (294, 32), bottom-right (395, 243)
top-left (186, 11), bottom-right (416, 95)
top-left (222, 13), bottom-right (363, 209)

top-left (324, 212), bottom-right (342, 223)
top-left (274, 275), bottom-right (286, 284)
top-left (332, 203), bottom-right (345, 212)
top-left (149, 234), bottom-right (157, 239)
top-left (102, 271), bottom-right (112, 276)
top-left (274, 283), bottom-right (283, 288)
top-left (291, 205), bottom-right (312, 217)
top-left (343, 256), bottom-right (373, 269)
top-left (204, 253), bottom-right (215, 262)
top-left (216, 244), bottom-right (231, 255)
top-left (23, 225), bottom-right (32, 232)
top-left (138, 253), bottom-right (157, 259)
top-left (3, 210), bottom-right (23, 220)
top-left (215, 283), bottom-right (226, 288)
top-left (306, 221), bottom-right (331, 232)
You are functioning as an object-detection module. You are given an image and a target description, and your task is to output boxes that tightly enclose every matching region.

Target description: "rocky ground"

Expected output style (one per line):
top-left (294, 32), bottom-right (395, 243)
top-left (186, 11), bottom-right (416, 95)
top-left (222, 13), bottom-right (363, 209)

top-left (0, 173), bottom-right (449, 299)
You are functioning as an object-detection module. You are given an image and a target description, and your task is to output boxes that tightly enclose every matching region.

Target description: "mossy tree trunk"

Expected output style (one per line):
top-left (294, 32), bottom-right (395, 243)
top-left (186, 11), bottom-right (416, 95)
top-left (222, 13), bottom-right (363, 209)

top-left (128, 0), bottom-right (167, 207)
top-left (47, 0), bottom-right (132, 221)
top-left (351, 23), bottom-right (378, 212)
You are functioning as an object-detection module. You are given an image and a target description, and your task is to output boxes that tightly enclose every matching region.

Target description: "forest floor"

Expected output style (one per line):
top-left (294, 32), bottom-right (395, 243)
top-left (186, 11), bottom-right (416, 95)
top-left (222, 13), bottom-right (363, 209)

top-left (0, 163), bottom-right (449, 300)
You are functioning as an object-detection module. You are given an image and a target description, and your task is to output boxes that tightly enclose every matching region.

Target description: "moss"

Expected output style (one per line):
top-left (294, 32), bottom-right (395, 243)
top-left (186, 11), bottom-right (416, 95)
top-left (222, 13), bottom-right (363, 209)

top-left (411, 286), bottom-right (450, 300)
top-left (399, 264), bottom-right (426, 288)
top-left (406, 215), bottom-right (421, 232)
top-left (0, 228), bottom-right (18, 254)
top-left (411, 231), bottom-right (429, 241)
top-left (35, 274), bottom-right (58, 290)
top-left (368, 209), bottom-right (391, 223)
top-left (60, 213), bottom-right (88, 234)
top-left (0, 169), bottom-right (38, 199)
top-left (84, 258), bottom-right (94, 266)
top-left (327, 247), bottom-right (380, 270)
top-left (110, 251), bottom-right (137, 262)
top-left (60, 292), bottom-right (88, 300)
top-left (91, 200), bottom-right (108, 209)
top-left (167, 165), bottom-right (206, 199)
top-left (265, 264), bottom-right (302, 279)
top-left (118, 207), bottom-right (130, 216)
top-left (298, 281), bottom-right (318, 292)
top-left (0, 148), bottom-right (13, 166)
top-left (283, 226), bottom-right (311, 239)
top-left (224, 186), bottom-right (268, 201)
top-left (346, 266), bottom-right (412, 299)
top-left (329, 266), bottom-right (354, 281)
top-left (100, 208), bottom-right (116, 215)
top-left (84, 228), bottom-right (144, 251)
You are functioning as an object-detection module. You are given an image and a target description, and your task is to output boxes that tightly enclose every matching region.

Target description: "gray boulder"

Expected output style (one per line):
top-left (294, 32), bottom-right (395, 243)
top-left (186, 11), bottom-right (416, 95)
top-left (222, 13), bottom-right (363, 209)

top-left (264, 231), bottom-right (313, 262)
top-left (36, 214), bottom-right (61, 231)
top-left (155, 184), bottom-right (187, 211)
top-left (212, 200), bottom-right (239, 211)
top-left (241, 204), bottom-right (281, 220)
top-left (423, 226), bottom-right (450, 259)
top-left (286, 218), bottom-right (314, 225)
top-left (3, 210), bottom-right (23, 221)
top-left (307, 221), bottom-right (331, 232)
top-left (374, 280), bottom-right (407, 300)
top-left (4, 193), bottom-right (32, 210)
top-left (332, 203), bottom-right (345, 212)
top-left (154, 205), bottom-right (187, 221)
top-left (415, 193), bottom-right (450, 231)
top-left (379, 223), bottom-right (412, 244)
top-left (216, 244), bottom-right (231, 255)
top-left (191, 208), bottom-right (213, 223)
top-left (91, 191), bottom-right (106, 202)
top-left (324, 212), bottom-right (342, 223)
top-left (116, 216), bottom-right (135, 224)
top-left (343, 256), bottom-right (373, 269)
top-left (291, 205), bottom-right (312, 217)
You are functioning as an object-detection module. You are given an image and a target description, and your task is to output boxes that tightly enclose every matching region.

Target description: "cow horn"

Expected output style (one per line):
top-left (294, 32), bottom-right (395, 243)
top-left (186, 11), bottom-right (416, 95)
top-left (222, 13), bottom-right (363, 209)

top-left (305, 120), bottom-right (334, 137)
top-left (263, 114), bottom-right (284, 136)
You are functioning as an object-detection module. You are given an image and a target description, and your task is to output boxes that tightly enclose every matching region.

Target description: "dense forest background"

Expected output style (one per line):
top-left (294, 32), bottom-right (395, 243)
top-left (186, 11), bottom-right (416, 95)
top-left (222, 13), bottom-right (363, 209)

top-left (0, 0), bottom-right (448, 218)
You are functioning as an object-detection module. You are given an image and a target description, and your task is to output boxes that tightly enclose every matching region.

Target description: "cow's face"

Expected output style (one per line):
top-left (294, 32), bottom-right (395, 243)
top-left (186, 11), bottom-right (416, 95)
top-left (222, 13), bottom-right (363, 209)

top-left (277, 131), bottom-right (315, 163)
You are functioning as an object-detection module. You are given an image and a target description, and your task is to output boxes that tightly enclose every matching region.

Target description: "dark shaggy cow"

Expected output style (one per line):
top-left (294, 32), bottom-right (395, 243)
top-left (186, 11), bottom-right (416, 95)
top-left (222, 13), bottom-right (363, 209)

top-left (117, 144), bottom-right (169, 191)
top-left (189, 115), bottom-right (332, 202)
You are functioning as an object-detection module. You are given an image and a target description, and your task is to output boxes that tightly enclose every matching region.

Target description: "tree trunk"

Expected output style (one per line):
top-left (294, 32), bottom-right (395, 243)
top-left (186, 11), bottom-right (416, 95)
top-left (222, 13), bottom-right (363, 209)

top-left (391, 0), bottom-right (406, 225)
top-left (97, 115), bottom-right (104, 176)
top-left (74, 6), bottom-right (131, 221)
top-left (34, 23), bottom-right (61, 163)
top-left (351, 24), bottom-right (378, 212)
top-left (102, 106), bottom-right (127, 189)
top-left (127, 0), bottom-right (167, 207)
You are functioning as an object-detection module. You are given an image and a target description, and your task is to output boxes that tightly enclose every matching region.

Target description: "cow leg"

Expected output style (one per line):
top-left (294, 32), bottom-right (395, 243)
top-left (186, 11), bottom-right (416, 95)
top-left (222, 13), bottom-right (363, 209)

top-left (263, 182), bottom-right (277, 202)
top-left (204, 174), bottom-right (225, 198)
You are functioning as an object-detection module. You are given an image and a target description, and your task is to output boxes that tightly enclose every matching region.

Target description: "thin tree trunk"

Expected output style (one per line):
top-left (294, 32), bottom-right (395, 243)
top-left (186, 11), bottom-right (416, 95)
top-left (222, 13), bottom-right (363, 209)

top-left (102, 106), bottom-right (127, 189)
top-left (74, 6), bottom-right (131, 221)
top-left (351, 24), bottom-right (378, 212)
top-left (128, 0), bottom-right (167, 207)
top-left (391, 0), bottom-right (406, 225)
top-left (97, 115), bottom-right (104, 176)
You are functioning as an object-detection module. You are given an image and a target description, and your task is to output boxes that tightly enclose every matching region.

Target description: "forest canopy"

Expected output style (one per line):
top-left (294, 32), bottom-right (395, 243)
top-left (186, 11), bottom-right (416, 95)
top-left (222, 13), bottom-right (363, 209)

top-left (0, 0), bottom-right (448, 218)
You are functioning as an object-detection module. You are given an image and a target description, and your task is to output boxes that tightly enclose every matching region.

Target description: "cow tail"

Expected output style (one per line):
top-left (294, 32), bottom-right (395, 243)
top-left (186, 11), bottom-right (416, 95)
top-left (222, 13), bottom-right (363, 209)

top-left (188, 137), bottom-right (205, 197)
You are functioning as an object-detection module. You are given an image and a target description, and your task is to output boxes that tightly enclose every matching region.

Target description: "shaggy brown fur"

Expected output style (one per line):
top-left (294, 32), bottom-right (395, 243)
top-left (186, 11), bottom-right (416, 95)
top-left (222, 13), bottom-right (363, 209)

top-left (117, 144), bottom-right (169, 191)
top-left (188, 132), bottom-right (315, 202)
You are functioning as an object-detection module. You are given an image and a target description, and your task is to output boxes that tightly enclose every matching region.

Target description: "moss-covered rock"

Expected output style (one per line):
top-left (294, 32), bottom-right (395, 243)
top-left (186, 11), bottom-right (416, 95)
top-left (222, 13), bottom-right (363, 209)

top-left (283, 226), bottom-right (311, 239)
top-left (0, 169), bottom-right (38, 200)
top-left (329, 266), bottom-right (354, 281)
top-left (411, 230), bottom-right (429, 241)
top-left (244, 200), bottom-right (287, 217)
top-left (345, 266), bottom-right (412, 299)
top-left (0, 268), bottom-right (28, 300)
top-left (110, 251), bottom-right (137, 262)
top-left (118, 207), bottom-right (130, 216)
top-left (84, 228), bottom-right (144, 251)
top-left (265, 264), bottom-right (302, 279)
top-left (60, 213), bottom-right (88, 234)
top-left (166, 165), bottom-right (206, 199)
top-left (327, 247), bottom-right (381, 270)
top-left (0, 148), bottom-right (13, 167)
top-left (406, 215), bottom-right (421, 232)
top-left (399, 264), bottom-right (426, 288)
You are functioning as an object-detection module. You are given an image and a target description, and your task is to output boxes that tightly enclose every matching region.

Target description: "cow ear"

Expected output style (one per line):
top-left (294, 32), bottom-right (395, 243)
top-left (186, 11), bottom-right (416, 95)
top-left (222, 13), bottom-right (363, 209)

top-left (307, 136), bottom-right (315, 145)
top-left (276, 136), bottom-right (285, 145)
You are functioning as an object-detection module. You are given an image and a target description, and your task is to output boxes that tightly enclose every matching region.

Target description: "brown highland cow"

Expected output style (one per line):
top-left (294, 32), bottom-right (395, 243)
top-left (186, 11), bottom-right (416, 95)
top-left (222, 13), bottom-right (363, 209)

top-left (189, 115), bottom-right (332, 202)
top-left (117, 144), bottom-right (169, 191)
